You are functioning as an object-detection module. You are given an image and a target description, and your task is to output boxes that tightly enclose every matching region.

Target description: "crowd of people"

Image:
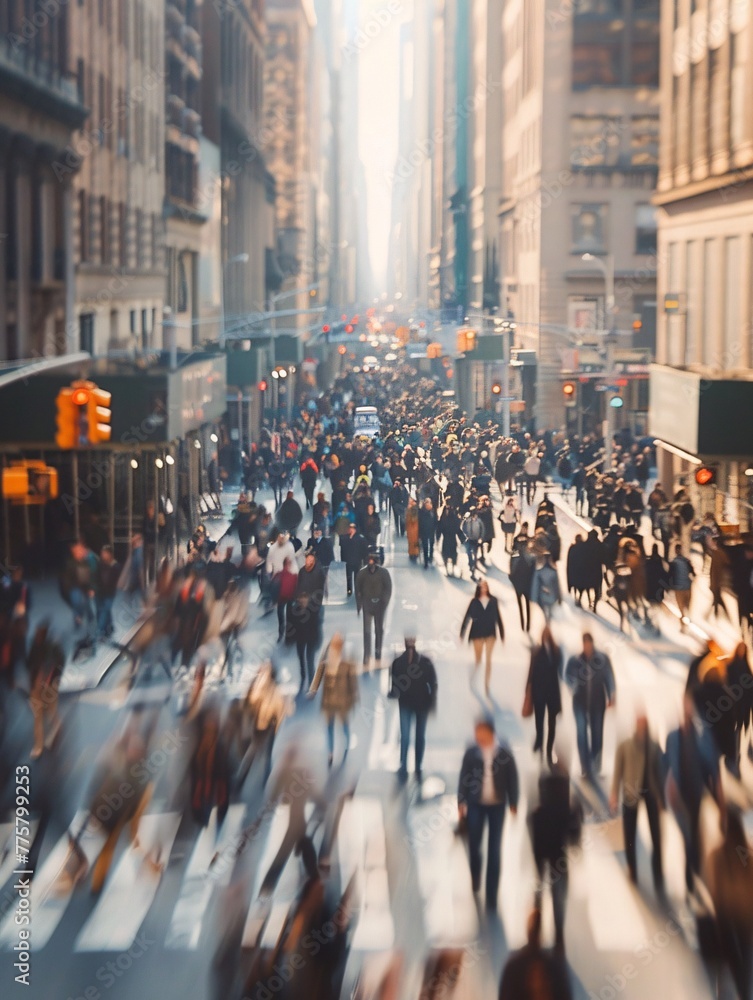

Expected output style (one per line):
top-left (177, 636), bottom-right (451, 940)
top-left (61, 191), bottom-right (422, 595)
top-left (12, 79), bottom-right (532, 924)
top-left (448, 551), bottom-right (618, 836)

top-left (3, 349), bottom-right (753, 1000)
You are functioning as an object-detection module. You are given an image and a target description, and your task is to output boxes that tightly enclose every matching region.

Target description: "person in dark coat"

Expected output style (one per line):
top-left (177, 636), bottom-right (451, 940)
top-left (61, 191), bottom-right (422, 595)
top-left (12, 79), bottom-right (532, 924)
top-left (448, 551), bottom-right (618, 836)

top-left (436, 503), bottom-right (463, 575)
top-left (289, 550), bottom-right (325, 689)
top-left (458, 718), bottom-right (519, 911)
top-left (418, 498), bottom-right (438, 569)
top-left (645, 543), bottom-right (670, 606)
top-left (389, 479), bottom-right (409, 536)
top-left (460, 579), bottom-right (505, 697)
top-left (388, 634), bottom-right (437, 782)
top-left (498, 908), bottom-right (572, 1000)
top-left (339, 523), bottom-right (368, 597)
top-left (566, 535), bottom-right (587, 606)
top-left (191, 708), bottom-right (230, 847)
top-left (530, 764), bottom-right (581, 956)
top-left (276, 490), bottom-right (303, 537)
top-left (361, 502), bottom-right (382, 549)
top-left (581, 529), bottom-right (605, 613)
top-left (299, 457), bottom-right (319, 509)
top-left (563, 633), bottom-right (616, 778)
top-left (527, 627), bottom-right (562, 765)
top-left (510, 528), bottom-right (535, 632)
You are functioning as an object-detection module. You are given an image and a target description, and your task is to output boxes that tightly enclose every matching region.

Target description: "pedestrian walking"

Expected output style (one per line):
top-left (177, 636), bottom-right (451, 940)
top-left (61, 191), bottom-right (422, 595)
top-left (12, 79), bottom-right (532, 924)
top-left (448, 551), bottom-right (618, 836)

top-left (610, 712), bottom-right (665, 891)
top-left (460, 579), bottom-right (505, 697)
top-left (524, 451), bottom-right (541, 505)
top-left (266, 531), bottom-right (299, 640)
top-left (509, 527), bottom-right (535, 632)
top-left (457, 718), bottom-right (519, 911)
top-left (308, 632), bottom-right (359, 766)
top-left (525, 626), bottom-right (562, 765)
top-left (406, 497), bottom-right (420, 563)
top-left (418, 498), bottom-right (437, 569)
top-left (563, 633), bottom-right (616, 778)
top-left (389, 479), bottom-right (409, 536)
top-left (300, 457), bottom-right (319, 509)
top-left (290, 549), bottom-right (325, 690)
top-left (95, 545), bottom-right (120, 640)
top-left (530, 762), bottom-right (582, 955)
top-left (436, 503), bottom-right (463, 575)
top-left (665, 693), bottom-right (725, 894)
top-left (355, 551), bottom-right (392, 668)
top-left (388, 633), bottom-right (437, 782)
top-left (498, 496), bottom-right (519, 554)
top-left (461, 508), bottom-right (484, 580)
top-left (530, 554), bottom-right (561, 624)
top-left (339, 522), bottom-right (368, 597)
top-left (669, 543), bottom-right (695, 626)
top-left (27, 621), bottom-right (64, 760)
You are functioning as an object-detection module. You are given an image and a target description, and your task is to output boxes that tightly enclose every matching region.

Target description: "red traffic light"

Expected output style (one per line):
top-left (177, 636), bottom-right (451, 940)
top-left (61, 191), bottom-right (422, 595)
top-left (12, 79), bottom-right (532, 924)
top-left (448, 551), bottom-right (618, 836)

top-left (72, 387), bottom-right (90, 406)
top-left (563, 382), bottom-right (575, 397)
top-left (258, 380), bottom-right (268, 392)
top-left (345, 325), bottom-right (354, 334)
top-left (695, 466), bottom-right (716, 486)
top-left (338, 345), bottom-right (347, 355)
top-left (322, 325), bottom-right (330, 334)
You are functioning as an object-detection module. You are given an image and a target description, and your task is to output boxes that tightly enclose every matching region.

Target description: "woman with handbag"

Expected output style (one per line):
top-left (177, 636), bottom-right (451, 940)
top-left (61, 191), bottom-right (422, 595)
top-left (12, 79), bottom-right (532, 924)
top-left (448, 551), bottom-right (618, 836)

top-left (524, 626), bottom-right (563, 766)
top-left (459, 579), bottom-right (505, 697)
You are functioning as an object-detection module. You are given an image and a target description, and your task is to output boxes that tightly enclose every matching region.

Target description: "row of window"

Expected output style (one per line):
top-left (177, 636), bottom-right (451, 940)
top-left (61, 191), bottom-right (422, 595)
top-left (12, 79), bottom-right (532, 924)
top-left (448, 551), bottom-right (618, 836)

top-left (573, 21), bottom-right (660, 88)
top-left (572, 202), bottom-right (657, 254)
top-left (78, 193), bottom-right (161, 271)
top-left (571, 115), bottom-right (659, 168)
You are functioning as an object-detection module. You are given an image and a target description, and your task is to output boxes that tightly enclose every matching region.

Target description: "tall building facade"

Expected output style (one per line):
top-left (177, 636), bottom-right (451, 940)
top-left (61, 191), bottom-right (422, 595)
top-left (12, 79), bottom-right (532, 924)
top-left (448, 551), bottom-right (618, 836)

top-left (264, 0), bottom-right (318, 327)
top-left (164, 0), bottom-right (206, 349)
top-left (70, 0), bottom-right (166, 356)
top-left (499, 0), bottom-right (660, 428)
top-left (650, 0), bottom-right (753, 525)
top-left (0, 2), bottom-right (88, 360)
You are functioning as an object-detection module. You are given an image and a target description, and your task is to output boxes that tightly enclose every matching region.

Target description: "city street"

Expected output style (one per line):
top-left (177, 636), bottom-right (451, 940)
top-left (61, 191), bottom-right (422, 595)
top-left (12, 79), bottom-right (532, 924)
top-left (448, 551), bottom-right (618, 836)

top-left (0, 476), bottom-right (743, 1000)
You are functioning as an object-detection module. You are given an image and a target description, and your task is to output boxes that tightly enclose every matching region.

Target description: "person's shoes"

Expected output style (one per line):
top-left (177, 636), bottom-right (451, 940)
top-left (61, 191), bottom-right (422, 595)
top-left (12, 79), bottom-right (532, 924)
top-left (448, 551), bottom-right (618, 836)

top-left (327, 753), bottom-right (333, 768)
top-left (347, 590), bottom-right (352, 597)
top-left (415, 769), bottom-right (423, 783)
top-left (396, 769), bottom-right (408, 784)
top-left (532, 738), bottom-right (542, 753)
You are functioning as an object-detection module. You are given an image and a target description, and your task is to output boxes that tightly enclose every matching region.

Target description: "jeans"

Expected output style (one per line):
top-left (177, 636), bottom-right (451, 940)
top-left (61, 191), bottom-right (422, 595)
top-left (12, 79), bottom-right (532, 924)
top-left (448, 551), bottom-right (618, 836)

top-left (622, 793), bottom-right (663, 888)
top-left (363, 603), bottom-right (386, 664)
top-left (69, 588), bottom-right (94, 631)
top-left (465, 541), bottom-right (478, 575)
top-left (297, 638), bottom-right (319, 687)
top-left (398, 705), bottom-right (428, 774)
top-left (466, 803), bottom-right (505, 907)
top-left (573, 702), bottom-right (605, 776)
top-left (277, 601), bottom-right (290, 639)
top-left (96, 596), bottom-right (115, 638)
top-left (421, 535), bottom-right (434, 567)
top-left (516, 593), bottom-right (531, 632)
top-left (326, 714), bottom-right (351, 757)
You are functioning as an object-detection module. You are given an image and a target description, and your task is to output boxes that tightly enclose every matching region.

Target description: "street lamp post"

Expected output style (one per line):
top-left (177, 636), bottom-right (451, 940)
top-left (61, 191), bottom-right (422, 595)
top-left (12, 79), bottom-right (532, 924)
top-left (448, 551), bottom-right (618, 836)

top-left (582, 253), bottom-right (618, 471)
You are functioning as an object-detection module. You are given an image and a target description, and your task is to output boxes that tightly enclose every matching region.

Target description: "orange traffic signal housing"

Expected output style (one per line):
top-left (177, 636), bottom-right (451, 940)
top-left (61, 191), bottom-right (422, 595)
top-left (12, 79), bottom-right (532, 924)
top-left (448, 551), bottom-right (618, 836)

top-left (56, 380), bottom-right (111, 447)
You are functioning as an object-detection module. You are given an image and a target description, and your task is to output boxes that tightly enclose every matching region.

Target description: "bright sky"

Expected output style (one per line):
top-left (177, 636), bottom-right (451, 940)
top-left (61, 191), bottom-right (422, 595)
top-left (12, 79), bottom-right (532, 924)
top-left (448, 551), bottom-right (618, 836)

top-left (356, 0), bottom-right (403, 293)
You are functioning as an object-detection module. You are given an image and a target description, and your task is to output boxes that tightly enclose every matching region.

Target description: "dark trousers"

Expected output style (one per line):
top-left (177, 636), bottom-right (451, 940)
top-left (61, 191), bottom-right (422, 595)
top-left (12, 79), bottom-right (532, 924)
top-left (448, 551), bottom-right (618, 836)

top-left (533, 701), bottom-right (557, 760)
top-left (393, 508), bottom-right (406, 536)
top-left (297, 638), bottom-right (319, 688)
top-left (622, 792), bottom-right (663, 888)
top-left (421, 535), bottom-right (434, 567)
top-left (277, 601), bottom-right (290, 639)
top-left (345, 563), bottom-right (360, 595)
top-left (525, 475), bottom-right (538, 505)
top-left (363, 604), bottom-right (386, 663)
top-left (516, 593), bottom-right (530, 632)
top-left (398, 705), bottom-right (428, 775)
top-left (466, 803), bottom-right (505, 907)
top-left (573, 703), bottom-right (605, 776)
top-left (535, 858), bottom-right (568, 949)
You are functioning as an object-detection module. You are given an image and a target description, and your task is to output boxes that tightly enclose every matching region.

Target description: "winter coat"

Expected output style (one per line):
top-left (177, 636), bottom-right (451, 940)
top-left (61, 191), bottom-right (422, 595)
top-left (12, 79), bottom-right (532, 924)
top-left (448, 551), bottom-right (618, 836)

top-left (389, 648), bottom-right (437, 712)
top-left (309, 652), bottom-right (359, 719)
top-left (460, 596), bottom-right (505, 641)
top-left (340, 531), bottom-right (368, 569)
top-left (457, 743), bottom-right (519, 809)
top-left (355, 564), bottom-right (392, 611)
top-left (527, 642), bottom-right (562, 714)
top-left (669, 554), bottom-right (694, 591)
top-left (563, 651), bottom-right (615, 714)
top-left (276, 497), bottom-right (303, 534)
top-left (611, 734), bottom-right (665, 808)
top-left (418, 506), bottom-right (437, 540)
top-left (437, 508), bottom-right (462, 562)
top-left (566, 540), bottom-right (586, 593)
top-left (478, 505), bottom-right (495, 542)
top-left (406, 507), bottom-right (420, 557)
top-left (509, 543), bottom-right (535, 597)
top-left (645, 553), bottom-right (669, 604)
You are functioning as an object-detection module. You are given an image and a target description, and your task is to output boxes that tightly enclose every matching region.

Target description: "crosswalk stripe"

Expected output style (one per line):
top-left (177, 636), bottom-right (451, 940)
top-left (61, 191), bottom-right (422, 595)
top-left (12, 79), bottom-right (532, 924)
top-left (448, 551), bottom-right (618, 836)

top-left (0, 820), bottom-right (39, 889)
top-left (0, 810), bottom-right (92, 951)
top-left (75, 812), bottom-right (181, 952)
top-left (164, 804), bottom-right (246, 950)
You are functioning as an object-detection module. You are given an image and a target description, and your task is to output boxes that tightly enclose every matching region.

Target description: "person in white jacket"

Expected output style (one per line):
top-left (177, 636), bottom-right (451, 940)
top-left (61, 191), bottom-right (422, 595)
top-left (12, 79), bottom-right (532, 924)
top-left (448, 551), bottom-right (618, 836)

top-left (265, 532), bottom-right (299, 579)
top-left (523, 452), bottom-right (541, 505)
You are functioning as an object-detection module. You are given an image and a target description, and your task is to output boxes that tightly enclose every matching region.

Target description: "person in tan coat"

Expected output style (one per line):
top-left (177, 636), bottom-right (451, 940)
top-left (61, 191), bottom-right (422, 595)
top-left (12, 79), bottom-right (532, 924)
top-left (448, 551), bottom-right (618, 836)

top-left (309, 632), bottom-right (359, 766)
top-left (406, 498), bottom-right (420, 562)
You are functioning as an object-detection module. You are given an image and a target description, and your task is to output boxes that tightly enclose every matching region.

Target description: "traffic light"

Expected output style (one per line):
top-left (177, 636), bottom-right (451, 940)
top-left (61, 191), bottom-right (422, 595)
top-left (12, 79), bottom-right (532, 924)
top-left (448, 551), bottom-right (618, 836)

top-left (695, 466), bottom-right (716, 486)
top-left (2, 462), bottom-right (59, 504)
top-left (322, 324), bottom-right (330, 335)
top-left (609, 395), bottom-right (624, 409)
top-left (427, 342), bottom-right (442, 359)
top-left (258, 380), bottom-right (268, 392)
top-left (563, 382), bottom-right (575, 398)
top-left (345, 324), bottom-right (354, 334)
top-left (491, 382), bottom-right (502, 395)
top-left (338, 345), bottom-right (347, 355)
top-left (87, 385), bottom-right (112, 443)
top-left (55, 387), bottom-right (77, 449)
top-left (456, 329), bottom-right (477, 353)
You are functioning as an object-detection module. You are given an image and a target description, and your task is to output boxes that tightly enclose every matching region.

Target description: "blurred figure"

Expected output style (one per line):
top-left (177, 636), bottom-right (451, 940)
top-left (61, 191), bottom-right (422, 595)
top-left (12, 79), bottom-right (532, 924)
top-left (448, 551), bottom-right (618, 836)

top-left (610, 713), bottom-right (665, 892)
top-left (563, 633), bottom-right (616, 779)
top-left (389, 633), bottom-right (438, 783)
top-left (95, 544), bottom-right (120, 640)
top-left (509, 526), bottom-right (535, 632)
top-left (355, 551), bottom-right (392, 668)
top-left (406, 497), bottom-right (420, 563)
top-left (27, 622), bottom-right (64, 760)
top-left (708, 807), bottom-right (753, 1000)
top-left (458, 718), bottom-right (519, 911)
top-left (531, 759), bottom-right (582, 954)
top-left (527, 626), bottom-right (562, 765)
top-left (308, 633), bottom-right (359, 766)
top-left (191, 706), bottom-right (230, 848)
top-left (460, 579), bottom-right (505, 697)
top-left (669, 542), bottom-right (695, 628)
top-left (236, 663), bottom-right (288, 788)
top-left (665, 693), bottom-right (725, 894)
top-left (530, 554), bottom-right (561, 624)
top-left (498, 908), bottom-right (572, 999)
top-left (61, 539), bottom-right (98, 633)
top-left (290, 548), bottom-right (325, 690)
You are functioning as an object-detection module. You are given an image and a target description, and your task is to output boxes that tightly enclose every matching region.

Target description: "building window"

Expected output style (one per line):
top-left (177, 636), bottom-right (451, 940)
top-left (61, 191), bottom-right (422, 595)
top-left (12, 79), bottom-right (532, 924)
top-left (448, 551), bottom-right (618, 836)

top-left (135, 208), bottom-right (143, 267)
top-left (630, 25), bottom-right (660, 86)
top-left (177, 255), bottom-right (189, 313)
top-left (631, 116), bottom-right (659, 166)
top-left (100, 196), bottom-right (110, 265)
top-left (80, 313), bottom-right (94, 356)
top-left (570, 116), bottom-right (621, 167)
top-left (635, 204), bottom-right (657, 254)
top-left (730, 30), bottom-right (746, 149)
top-left (724, 236), bottom-right (741, 368)
top-left (571, 204), bottom-right (608, 253)
top-left (79, 190), bottom-right (90, 263)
